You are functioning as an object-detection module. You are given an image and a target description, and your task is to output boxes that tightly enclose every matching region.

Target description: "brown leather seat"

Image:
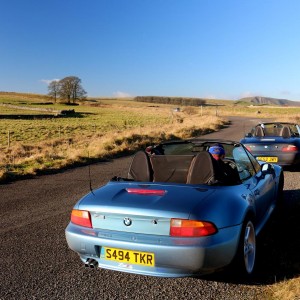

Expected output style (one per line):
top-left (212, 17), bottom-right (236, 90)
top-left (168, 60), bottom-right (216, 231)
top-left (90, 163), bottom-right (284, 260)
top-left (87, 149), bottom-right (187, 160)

top-left (186, 152), bottom-right (222, 185)
top-left (150, 155), bottom-right (194, 183)
top-left (280, 126), bottom-right (291, 138)
top-left (128, 151), bottom-right (152, 182)
top-left (254, 126), bottom-right (265, 137)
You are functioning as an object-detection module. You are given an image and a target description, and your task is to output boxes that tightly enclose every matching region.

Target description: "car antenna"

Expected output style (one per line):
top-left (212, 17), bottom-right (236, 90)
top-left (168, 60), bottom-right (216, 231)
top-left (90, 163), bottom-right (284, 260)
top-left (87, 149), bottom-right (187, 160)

top-left (88, 151), bottom-right (95, 196)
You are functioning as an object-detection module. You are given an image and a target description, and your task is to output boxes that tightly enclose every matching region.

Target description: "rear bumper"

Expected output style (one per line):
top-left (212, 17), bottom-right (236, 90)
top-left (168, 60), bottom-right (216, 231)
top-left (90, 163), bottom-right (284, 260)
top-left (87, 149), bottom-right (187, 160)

top-left (65, 223), bottom-right (241, 277)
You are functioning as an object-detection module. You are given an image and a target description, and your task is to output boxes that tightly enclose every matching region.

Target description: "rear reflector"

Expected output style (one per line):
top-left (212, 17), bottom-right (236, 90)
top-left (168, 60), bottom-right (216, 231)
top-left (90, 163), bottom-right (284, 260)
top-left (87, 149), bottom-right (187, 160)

top-left (170, 219), bottom-right (217, 237)
top-left (71, 209), bottom-right (92, 228)
top-left (282, 145), bottom-right (298, 152)
top-left (126, 188), bottom-right (166, 196)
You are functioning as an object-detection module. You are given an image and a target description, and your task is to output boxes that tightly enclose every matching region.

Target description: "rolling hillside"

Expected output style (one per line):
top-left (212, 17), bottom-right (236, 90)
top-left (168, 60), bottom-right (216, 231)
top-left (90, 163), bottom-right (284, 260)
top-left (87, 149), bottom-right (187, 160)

top-left (236, 96), bottom-right (300, 106)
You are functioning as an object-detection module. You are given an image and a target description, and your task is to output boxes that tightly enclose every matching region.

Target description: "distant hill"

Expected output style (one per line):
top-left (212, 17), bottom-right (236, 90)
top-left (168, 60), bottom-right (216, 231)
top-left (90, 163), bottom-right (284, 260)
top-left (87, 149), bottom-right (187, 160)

top-left (236, 96), bottom-right (300, 106)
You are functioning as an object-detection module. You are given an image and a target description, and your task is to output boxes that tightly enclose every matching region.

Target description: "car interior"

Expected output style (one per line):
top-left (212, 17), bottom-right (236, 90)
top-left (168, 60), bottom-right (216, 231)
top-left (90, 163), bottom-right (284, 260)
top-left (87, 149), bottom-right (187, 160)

top-left (120, 141), bottom-right (243, 186)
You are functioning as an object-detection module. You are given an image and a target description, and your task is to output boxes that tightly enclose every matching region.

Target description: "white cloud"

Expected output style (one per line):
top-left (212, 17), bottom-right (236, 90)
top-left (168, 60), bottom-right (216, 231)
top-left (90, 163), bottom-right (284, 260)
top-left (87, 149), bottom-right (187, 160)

top-left (239, 91), bottom-right (256, 98)
top-left (203, 94), bottom-right (217, 99)
top-left (237, 91), bottom-right (264, 99)
top-left (112, 91), bottom-right (132, 98)
top-left (40, 79), bottom-right (60, 85)
top-left (200, 92), bottom-right (262, 101)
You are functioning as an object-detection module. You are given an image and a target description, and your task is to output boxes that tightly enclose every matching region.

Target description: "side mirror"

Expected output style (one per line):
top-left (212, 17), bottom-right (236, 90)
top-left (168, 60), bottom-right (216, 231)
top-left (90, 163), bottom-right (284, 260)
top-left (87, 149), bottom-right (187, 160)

top-left (261, 163), bottom-right (275, 177)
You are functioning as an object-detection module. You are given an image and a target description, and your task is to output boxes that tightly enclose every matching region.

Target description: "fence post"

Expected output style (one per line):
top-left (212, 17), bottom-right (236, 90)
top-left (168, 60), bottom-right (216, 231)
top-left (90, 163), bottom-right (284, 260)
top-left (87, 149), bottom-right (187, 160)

top-left (7, 130), bottom-right (10, 148)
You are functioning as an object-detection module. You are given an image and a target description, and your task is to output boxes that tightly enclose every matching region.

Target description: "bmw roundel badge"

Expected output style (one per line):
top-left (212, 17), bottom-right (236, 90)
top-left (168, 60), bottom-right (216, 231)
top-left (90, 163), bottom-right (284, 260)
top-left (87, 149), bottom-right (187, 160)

top-left (123, 217), bottom-right (132, 226)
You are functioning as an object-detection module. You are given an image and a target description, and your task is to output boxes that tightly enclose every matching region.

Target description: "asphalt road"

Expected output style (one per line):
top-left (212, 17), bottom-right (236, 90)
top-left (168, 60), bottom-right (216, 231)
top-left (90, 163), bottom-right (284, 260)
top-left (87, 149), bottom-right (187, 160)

top-left (1, 116), bottom-right (299, 300)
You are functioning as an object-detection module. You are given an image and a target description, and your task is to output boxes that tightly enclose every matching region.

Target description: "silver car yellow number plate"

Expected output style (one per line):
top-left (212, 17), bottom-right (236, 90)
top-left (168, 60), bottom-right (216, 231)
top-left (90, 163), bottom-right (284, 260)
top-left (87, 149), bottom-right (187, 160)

top-left (257, 156), bottom-right (278, 162)
top-left (102, 247), bottom-right (155, 267)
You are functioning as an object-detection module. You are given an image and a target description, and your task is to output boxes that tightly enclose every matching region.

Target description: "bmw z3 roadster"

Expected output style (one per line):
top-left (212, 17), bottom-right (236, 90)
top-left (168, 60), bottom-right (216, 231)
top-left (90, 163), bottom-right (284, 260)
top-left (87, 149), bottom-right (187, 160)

top-left (240, 122), bottom-right (300, 168)
top-left (65, 139), bottom-right (284, 278)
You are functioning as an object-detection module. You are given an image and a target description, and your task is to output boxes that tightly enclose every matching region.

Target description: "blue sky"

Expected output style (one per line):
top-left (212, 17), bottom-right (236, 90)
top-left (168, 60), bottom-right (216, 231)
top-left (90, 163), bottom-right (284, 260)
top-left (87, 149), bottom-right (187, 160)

top-left (1, 0), bottom-right (300, 101)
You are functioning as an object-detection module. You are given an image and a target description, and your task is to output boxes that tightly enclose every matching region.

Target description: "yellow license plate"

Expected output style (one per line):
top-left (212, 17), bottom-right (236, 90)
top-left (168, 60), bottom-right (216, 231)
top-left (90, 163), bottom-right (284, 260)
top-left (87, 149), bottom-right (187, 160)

top-left (257, 156), bottom-right (278, 162)
top-left (103, 247), bottom-right (155, 267)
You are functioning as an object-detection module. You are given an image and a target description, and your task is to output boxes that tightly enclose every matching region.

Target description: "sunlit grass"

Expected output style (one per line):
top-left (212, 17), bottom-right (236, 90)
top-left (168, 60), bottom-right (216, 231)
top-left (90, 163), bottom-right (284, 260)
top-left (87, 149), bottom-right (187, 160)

top-left (0, 93), bottom-right (227, 181)
top-left (0, 113), bottom-right (226, 180)
top-left (1, 93), bottom-right (300, 184)
top-left (265, 277), bottom-right (300, 300)
top-left (214, 104), bottom-right (300, 118)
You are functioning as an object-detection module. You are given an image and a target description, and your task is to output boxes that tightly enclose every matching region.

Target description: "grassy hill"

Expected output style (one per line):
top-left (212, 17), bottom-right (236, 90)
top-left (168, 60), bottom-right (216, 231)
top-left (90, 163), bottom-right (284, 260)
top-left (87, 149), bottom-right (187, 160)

top-left (236, 96), bottom-right (300, 106)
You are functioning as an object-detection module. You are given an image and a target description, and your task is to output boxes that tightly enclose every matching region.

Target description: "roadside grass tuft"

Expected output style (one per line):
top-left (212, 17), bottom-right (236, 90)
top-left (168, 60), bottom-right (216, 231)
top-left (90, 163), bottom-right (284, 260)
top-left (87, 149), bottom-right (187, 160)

top-left (265, 278), bottom-right (300, 300)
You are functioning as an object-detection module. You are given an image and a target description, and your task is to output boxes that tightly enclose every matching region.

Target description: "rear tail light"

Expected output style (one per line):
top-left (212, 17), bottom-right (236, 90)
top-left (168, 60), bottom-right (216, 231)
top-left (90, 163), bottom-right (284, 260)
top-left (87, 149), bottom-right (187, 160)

top-left (170, 219), bottom-right (217, 237)
top-left (126, 188), bottom-right (166, 196)
top-left (71, 209), bottom-right (92, 228)
top-left (282, 145), bottom-right (298, 152)
top-left (245, 145), bottom-right (255, 152)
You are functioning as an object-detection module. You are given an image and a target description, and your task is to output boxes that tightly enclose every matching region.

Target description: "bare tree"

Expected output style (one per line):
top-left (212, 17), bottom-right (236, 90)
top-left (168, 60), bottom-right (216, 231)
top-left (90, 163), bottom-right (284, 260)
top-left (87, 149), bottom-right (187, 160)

top-left (48, 76), bottom-right (87, 104)
top-left (48, 80), bottom-right (60, 103)
top-left (58, 76), bottom-right (87, 104)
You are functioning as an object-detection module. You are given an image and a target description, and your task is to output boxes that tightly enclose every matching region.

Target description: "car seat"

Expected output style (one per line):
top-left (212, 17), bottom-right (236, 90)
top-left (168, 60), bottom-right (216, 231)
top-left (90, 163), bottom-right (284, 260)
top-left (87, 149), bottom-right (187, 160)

top-left (186, 151), bottom-right (222, 185)
top-left (280, 126), bottom-right (292, 138)
top-left (128, 151), bottom-right (152, 182)
top-left (254, 126), bottom-right (265, 137)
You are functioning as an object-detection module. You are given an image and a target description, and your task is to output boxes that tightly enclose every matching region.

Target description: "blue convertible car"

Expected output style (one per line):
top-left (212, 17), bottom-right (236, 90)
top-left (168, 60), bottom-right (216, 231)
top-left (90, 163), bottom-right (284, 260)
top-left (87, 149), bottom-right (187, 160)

top-left (65, 139), bottom-right (284, 278)
top-left (240, 122), bottom-right (300, 168)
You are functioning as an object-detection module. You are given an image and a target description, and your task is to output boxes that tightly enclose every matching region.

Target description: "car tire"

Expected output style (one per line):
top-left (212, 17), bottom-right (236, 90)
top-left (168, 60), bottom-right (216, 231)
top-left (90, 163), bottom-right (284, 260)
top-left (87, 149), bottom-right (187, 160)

top-left (234, 218), bottom-right (256, 277)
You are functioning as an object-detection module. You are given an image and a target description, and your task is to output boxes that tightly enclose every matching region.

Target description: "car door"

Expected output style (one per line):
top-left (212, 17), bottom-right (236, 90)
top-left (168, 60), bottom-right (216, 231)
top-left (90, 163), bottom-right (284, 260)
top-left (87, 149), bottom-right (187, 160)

top-left (232, 146), bottom-right (276, 223)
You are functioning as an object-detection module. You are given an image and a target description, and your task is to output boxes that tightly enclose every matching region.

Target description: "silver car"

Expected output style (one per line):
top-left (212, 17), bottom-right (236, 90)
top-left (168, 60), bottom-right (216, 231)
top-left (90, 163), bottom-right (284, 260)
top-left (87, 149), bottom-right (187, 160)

top-left (65, 139), bottom-right (283, 278)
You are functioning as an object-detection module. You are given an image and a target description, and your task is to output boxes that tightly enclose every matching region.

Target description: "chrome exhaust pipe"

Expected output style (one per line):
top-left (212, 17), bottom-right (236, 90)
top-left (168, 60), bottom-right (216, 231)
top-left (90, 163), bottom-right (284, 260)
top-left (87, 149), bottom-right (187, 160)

top-left (85, 258), bottom-right (98, 269)
top-left (89, 259), bottom-right (98, 269)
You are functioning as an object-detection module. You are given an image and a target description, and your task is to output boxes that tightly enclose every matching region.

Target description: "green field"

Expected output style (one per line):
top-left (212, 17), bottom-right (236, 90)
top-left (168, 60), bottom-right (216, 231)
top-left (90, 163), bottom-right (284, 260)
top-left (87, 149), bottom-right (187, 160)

top-left (1, 92), bottom-right (300, 154)
top-left (0, 92), bottom-right (230, 181)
